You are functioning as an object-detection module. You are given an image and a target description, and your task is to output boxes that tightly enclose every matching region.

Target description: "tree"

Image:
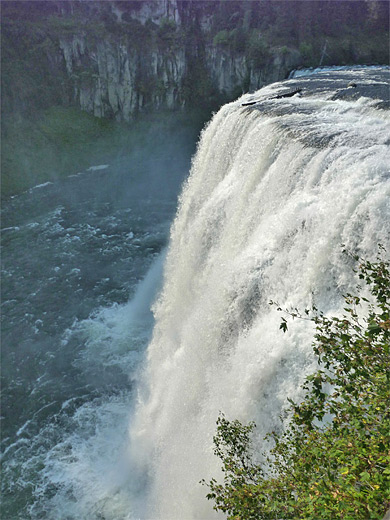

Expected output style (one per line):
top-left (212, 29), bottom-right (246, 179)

top-left (202, 248), bottom-right (390, 520)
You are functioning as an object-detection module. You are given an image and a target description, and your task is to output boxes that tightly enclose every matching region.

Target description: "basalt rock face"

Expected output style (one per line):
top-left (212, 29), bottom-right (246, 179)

top-left (57, 35), bottom-right (187, 120)
top-left (1, 0), bottom-right (302, 121)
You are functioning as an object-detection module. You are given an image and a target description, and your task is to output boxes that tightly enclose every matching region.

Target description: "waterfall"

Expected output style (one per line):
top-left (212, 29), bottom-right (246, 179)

top-left (130, 69), bottom-right (390, 519)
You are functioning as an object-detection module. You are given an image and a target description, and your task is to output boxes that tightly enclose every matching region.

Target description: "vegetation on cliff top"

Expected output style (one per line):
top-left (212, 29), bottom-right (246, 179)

top-left (203, 249), bottom-right (390, 519)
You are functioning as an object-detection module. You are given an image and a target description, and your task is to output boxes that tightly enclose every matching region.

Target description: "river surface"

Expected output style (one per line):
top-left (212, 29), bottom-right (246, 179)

top-left (1, 164), bottom-right (179, 519)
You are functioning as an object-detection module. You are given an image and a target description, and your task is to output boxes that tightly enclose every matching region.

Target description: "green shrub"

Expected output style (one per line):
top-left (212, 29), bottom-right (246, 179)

top-left (157, 17), bottom-right (179, 46)
top-left (299, 41), bottom-right (315, 64)
top-left (229, 27), bottom-right (247, 53)
top-left (213, 29), bottom-right (230, 47)
top-left (247, 31), bottom-right (270, 68)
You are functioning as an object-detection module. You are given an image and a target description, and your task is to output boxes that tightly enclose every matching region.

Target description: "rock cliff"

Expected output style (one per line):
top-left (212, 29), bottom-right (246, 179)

top-left (57, 33), bottom-right (300, 120)
top-left (2, 0), bottom-right (302, 121)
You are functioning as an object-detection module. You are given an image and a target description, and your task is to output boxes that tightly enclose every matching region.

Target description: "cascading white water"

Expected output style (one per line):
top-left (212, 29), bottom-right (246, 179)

top-left (130, 70), bottom-right (390, 519)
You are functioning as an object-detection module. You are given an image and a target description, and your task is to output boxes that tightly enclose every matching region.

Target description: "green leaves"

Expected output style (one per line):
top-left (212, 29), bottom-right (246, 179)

top-left (279, 317), bottom-right (288, 333)
top-left (203, 247), bottom-right (390, 519)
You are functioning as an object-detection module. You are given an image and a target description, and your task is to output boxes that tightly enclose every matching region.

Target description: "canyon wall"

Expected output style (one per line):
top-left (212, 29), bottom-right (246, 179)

top-left (2, 0), bottom-right (388, 196)
top-left (1, 0), bottom-right (304, 121)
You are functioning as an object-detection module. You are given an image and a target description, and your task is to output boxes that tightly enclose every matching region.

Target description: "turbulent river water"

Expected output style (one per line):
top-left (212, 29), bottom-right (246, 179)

top-left (1, 163), bottom-right (178, 518)
top-left (1, 67), bottom-right (390, 519)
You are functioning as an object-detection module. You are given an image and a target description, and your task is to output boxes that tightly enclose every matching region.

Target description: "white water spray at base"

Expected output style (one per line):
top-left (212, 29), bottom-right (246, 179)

top-left (130, 71), bottom-right (390, 519)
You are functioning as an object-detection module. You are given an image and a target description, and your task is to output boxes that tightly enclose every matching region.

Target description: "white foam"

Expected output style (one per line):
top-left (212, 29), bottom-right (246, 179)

top-left (25, 254), bottom-right (166, 519)
top-left (289, 64), bottom-right (387, 78)
top-left (1, 226), bottom-right (20, 232)
top-left (29, 394), bottom-right (136, 520)
top-left (86, 164), bottom-right (110, 172)
top-left (29, 181), bottom-right (54, 191)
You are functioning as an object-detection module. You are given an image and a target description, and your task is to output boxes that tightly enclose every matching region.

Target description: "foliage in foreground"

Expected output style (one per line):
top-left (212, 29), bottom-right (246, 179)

top-left (202, 249), bottom-right (390, 519)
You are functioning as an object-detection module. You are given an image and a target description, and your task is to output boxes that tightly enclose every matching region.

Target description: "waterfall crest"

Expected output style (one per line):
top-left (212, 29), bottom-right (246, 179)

top-left (130, 68), bottom-right (390, 519)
